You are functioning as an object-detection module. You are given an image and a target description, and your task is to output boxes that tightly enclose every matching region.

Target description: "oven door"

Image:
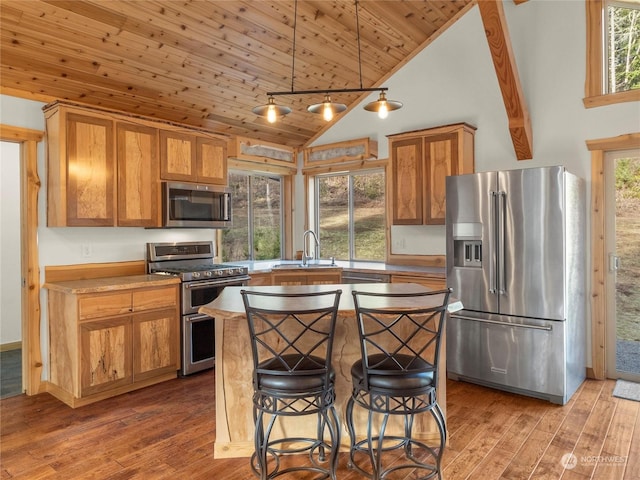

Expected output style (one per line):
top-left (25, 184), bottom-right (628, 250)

top-left (182, 276), bottom-right (250, 315)
top-left (182, 313), bottom-right (215, 376)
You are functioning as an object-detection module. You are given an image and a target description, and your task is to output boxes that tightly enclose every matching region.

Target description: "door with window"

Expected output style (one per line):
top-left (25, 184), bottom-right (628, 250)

top-left (605, 150), bottom-right (640, 381)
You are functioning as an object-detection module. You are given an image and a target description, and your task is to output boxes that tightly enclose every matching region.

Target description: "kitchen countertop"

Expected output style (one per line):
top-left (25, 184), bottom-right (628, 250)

top-left (234, 260), bottom-right (446, 277)
top-left (43, 274), bottom-right (181, 294)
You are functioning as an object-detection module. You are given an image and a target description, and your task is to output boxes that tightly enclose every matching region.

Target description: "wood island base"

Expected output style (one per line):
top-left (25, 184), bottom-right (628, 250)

top-left (200, 283), bottom-right (461, 459)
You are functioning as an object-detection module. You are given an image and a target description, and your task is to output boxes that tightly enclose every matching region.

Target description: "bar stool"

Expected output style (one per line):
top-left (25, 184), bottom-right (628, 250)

top-left (346, 288), bottom-right (452, 480)
top-left (240, 289), bottom-right (342, 480)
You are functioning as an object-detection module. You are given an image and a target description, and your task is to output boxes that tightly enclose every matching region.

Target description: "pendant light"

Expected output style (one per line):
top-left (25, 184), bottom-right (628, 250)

top-left (252, 0), bottom-right (402, 123)
top-left (307, 95), bottom-right (347, 121)
top-left (364, 91), bottom-right (403, 119)
top-left (252, 96), bottom-right (292, 123)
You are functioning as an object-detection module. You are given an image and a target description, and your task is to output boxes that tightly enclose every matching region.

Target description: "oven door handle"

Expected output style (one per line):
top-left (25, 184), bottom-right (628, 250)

top-left (183, 276), bottom-right (250, 289)
top-left (184, 313), bottom-right (213, 322)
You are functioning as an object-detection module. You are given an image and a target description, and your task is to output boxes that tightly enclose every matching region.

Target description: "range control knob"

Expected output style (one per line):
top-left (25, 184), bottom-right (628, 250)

top-left (192, 272), bottom-right (201, 278)
top-left (215, 269), bottom-right (224, 276)
top-left (204, 271), bottom-right (212, 277)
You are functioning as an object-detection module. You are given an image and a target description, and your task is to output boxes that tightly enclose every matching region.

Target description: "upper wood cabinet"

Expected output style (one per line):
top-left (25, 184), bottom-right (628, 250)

top-left (44, 101), bottom-right (229, 227)
top-left (58, 113), bottom-right (116, 226)
top-left (116, 123), bottom-right (159, 227)
top-left (160, 131), bottom-right (227, 185)
top-left (388, 123), bottom-right (475, 226)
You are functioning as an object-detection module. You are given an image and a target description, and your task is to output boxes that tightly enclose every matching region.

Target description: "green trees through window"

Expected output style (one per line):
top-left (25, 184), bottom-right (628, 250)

top-left (316, 171), bottom-right (385, 261)
top-left (221, 171), bottom-right (282, 262)
top-left (607, 1), bottom-right (640, 93)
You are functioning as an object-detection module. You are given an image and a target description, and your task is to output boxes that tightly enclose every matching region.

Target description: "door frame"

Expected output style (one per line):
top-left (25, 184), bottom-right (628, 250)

top-left (0, 125), bottom-right (44, 395)
top-left (588, 132), bottom-right (640, 380)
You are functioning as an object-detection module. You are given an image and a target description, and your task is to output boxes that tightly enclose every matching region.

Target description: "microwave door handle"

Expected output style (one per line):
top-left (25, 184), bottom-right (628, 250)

top-left (222, 193), bottom-right (230, 221)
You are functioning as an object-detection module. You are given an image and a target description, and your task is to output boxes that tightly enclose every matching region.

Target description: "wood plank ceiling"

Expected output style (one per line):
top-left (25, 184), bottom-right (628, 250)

top-left (0, 0), bottom-right (475, 148)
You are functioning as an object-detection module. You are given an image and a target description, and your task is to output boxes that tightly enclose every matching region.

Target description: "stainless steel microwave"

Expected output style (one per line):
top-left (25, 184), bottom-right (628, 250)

top-left (162, 182), bottom-right (232, 228)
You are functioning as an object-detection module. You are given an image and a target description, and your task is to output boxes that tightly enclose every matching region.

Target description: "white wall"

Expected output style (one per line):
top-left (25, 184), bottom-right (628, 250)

top-left (0, 141), bottom-right (22, 345)
top-left (311, 1), bottom-right (640, 255)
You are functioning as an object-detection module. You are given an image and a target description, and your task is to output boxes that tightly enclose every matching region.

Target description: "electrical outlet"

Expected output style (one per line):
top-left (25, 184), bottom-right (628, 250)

top-left (81, 244), bottom-right (93, 257)
top-left (392, 238), bottom-right (406, 250)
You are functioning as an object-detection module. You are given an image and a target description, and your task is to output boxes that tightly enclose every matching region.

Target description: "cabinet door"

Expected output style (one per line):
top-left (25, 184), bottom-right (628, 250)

top-left (132, 309), bottom-right (179, 381)
top-left (80, 317), bottom-right (133, 396)
top-left (424, 133), bottom-right (458, 225)
top-left (197, 137), bottom-right (227, 185)
top-left (66, 113), bottom-right (115, 226)
top-left (271, 273), bottom-right (306, 285)
top-left (307, 272), bottom-right (342, 285)
top-left (160, 131), bottom-right (197, 182)
top-left (391, 137), bottom-right (423, 225)
top-left (248, 273), bottom-right (272, 286)
top-left (117, 123), bottom-right (160, 227)
top-left (391, 274), bottom-right (446, 290)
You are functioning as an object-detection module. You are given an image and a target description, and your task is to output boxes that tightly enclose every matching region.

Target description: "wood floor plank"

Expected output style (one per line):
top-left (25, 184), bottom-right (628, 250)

top-left (623, 399), bottom-right (640, 480)
top-left (1, 372), bottom-right (639, 480)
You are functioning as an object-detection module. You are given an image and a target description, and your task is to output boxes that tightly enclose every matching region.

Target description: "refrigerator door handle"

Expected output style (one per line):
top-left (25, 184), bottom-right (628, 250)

top-left (498, 191), bottom-right (507, 295)
top-left (451, 314), bottom-right (553, 331)
top-left (489, 191), bottom-right (497, 294)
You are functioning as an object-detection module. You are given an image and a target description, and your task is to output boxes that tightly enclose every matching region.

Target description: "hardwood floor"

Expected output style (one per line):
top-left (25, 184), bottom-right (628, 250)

top-left (1, 369), bottom-right (638, 479)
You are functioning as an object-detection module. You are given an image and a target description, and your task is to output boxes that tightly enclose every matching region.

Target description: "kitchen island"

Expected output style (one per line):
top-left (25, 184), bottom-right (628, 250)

top-left (200, 283), bottom-right (461, 458)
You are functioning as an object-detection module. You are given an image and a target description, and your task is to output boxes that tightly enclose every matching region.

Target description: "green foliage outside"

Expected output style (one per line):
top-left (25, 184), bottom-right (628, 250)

top-left (317, 172), bottom-right (385, 261)
top-left (615, 157), bottom-right (640, 199)
top-left (608, 3), bottom-right (640, 93)
top-left (615, 157), bottom-right (640, 344)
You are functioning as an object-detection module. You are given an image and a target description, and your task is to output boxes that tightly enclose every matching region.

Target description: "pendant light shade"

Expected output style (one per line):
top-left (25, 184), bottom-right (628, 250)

top-left (252, 0), bottom-right (402, 123)
top-left (307, 95), bottom-right (347, 121)
top-left (252, 96), bottom-right (292, 123)
top-left (363, 91), bottom-right (403, 119)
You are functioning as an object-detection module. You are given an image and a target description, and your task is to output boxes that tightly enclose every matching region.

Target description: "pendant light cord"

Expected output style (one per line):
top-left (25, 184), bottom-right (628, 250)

top-left (355, 0), bottom-right (364, 90)
top-left (290, 0), bottom-right (298, 93)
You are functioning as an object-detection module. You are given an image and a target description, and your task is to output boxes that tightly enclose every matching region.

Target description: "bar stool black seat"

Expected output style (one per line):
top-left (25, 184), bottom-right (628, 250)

top-left (240, 289), bottom-right (342, 480)
top-left (346, 288), bottom-right (452, 480)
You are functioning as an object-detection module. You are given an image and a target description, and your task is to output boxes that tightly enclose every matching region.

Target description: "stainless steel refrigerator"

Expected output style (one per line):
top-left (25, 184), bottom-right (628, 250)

top-left (445, 166), bottom-right (586, 404)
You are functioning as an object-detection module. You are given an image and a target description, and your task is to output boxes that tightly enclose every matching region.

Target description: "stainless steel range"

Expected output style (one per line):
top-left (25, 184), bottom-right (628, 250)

top-left (147, 241), bottom-right (250, 376)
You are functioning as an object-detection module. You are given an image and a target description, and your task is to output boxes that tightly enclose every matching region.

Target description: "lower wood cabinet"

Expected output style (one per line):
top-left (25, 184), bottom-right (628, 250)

top-left (246, 272), bottom-right (272, 286)
top-left (48, 284), bottom-right (180, 407)
top-left (391, 273), bottom-right (446, 290)
top-left (271, 270), bottom-right (342, 285)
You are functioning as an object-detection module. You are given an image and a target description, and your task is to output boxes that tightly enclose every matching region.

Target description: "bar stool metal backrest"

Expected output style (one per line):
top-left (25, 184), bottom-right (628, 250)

top-left (241, 288), bottom-right (342, 480)
top-left (346, 288), bottom-right (452, 480)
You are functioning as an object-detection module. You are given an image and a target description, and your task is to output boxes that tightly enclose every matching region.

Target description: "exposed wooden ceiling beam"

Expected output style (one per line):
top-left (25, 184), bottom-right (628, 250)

top-left (478, 0), bottom-right (533, 160)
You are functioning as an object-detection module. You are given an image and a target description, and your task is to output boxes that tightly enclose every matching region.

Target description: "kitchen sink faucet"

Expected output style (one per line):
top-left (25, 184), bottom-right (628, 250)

top-left (302, 230), bottom-right (320, 266)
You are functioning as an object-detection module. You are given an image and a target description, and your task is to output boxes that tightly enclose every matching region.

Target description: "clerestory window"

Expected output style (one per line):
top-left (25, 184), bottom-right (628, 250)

top-left (586, 0), bottom-right (640, 106)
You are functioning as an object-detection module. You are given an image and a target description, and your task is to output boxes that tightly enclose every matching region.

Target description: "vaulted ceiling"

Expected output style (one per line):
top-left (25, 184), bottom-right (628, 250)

top-left (1, 0), bottom-right (477, 148)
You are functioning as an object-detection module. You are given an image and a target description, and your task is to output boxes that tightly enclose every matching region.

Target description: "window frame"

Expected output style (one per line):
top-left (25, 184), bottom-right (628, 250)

top-left (219, 167), bottom-right (293, 262)
top-left (309, 164), bottom-right (387, 263)
top-left (585, 0), bottom-right (640, 107)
